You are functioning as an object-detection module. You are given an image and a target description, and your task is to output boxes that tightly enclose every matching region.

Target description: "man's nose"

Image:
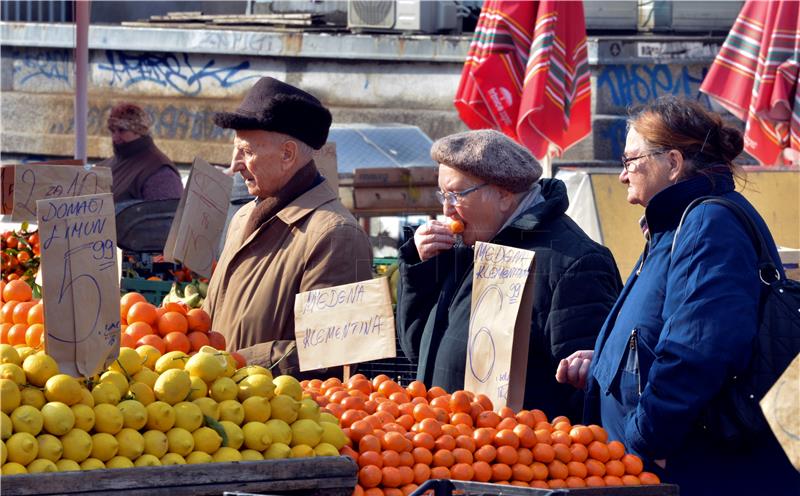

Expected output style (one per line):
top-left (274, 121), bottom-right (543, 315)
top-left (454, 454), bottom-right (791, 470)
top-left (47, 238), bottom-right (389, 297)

top-left (619, 168), bottom-right (628, 183)
top-left (443, 200), bottom-right (456, 216)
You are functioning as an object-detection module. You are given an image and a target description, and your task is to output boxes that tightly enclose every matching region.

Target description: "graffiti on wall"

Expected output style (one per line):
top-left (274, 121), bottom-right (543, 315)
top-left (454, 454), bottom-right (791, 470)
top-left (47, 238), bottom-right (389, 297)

top-left (597, 64), bottom-right (712, 109)
top-left (97, 51), bottom-right (259, 96)
top-left (11, 48), bottom-right (72, 85)
top-left (49, 103), bottom-right (234, 143)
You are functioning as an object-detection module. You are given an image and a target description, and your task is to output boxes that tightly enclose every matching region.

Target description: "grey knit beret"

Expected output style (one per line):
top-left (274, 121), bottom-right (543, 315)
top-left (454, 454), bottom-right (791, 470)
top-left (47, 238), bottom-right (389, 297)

top-left (430, 130), bottom-right (542, 193)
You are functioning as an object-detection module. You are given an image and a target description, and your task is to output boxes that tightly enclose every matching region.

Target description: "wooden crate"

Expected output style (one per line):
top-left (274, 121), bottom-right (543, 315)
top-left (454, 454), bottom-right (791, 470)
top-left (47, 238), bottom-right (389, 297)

top-left (2, 457), bottom-right (358, 496)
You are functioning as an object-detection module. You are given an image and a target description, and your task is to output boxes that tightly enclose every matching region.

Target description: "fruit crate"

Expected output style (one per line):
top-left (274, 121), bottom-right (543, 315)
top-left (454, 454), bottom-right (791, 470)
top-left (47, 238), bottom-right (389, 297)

top-left (2, 457), bottom-right (357, 496)
top-left (409, 479), bottom-right (680, 495)
top-left (120, 278), bottom-right (178, 306)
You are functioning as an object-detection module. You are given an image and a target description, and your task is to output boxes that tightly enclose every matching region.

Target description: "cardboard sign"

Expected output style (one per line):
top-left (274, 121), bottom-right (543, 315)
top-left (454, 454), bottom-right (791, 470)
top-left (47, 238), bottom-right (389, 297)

top-left (465, 242), bottom-right (536, 411)
top-left (11, 163), bottom-right (112, 222)
top-left (36, 193), bottom-right (121, 377)
top-left (314, 142), bottom-right (339, 192)
top-left (1, 160), bottom-right (85, 215)
top-left (164, 157), bottom-right (233, 278)
top-left (294, 278), bottom-right (396, 371)
top-left (760, 352), bottom-right (800, 471)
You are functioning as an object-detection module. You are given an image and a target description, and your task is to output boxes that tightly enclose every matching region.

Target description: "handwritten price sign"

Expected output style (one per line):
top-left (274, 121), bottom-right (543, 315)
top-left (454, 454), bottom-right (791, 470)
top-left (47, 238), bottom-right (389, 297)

top-left (164, 157), bottom-right (232, 278)
top-left (294, 278), bottom-right (396, 372)
top-left (465, 242), bottom-right (535, 411)
top-left (13, 164), bottom-right (112, 222)
top-left (37, 193), bottom-right (121, 377)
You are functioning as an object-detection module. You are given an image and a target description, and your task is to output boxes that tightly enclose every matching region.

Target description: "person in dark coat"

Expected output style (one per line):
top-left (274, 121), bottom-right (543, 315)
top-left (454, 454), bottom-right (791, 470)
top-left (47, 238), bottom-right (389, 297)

top-left (97, 102), bottom-right (183, 203)
top-left (556, 97), bottom-right (800, 495)
top-left (396, 129), bottom-right (622, 421)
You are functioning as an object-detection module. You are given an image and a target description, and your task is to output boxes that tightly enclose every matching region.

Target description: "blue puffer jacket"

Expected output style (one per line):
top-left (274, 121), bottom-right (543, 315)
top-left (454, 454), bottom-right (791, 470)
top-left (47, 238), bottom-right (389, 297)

top-left (585, 171), bottom-right (800, 495)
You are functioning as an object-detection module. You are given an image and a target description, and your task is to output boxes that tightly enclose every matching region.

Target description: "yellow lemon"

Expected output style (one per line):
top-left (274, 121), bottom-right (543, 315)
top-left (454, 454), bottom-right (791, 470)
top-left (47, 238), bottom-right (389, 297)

top-left (218, 400), bottom-right (244, 425)
top-left (60, 429), bottom-right (92, 462)
top-left (217, 351), bottom-right (236, 378)
top-left (242, 422), bottom-right (272, 451)
top-left (77, 387), bottom-right (94, 407)
top-left (192, 397), bottom-right (220, 421)
top-left (27, 458), bottom-right (58, 473)
top-left (106, 455), bottom-right (134, 468)
top-left (289, 444), bottom-right (314, 458)
top-left (20, 386), bottom-right (46, 409)
top-left (142, 430), bottom-right (169, 458)
top-left (80, 457), bottom-right (105, 470)
top-left (100, 370), bottom-right (129, 397)
top-left (0, 412), bottom-right (10, 440)
top-left (186, 451), bottom-right (213, 464)
top-left (93, 404), bottom-right (123, 434)
top-left (70, 404), bottom-right (95, 432)
top-left (15, 346), bottom-right (37, 362)
top-left (297, 398), bottom-right (320, 422)
top-left (211, 446), bottom-right (242, 462)
top-left (41, 401), bottom-right (75, 436)
top-left (272, 375), bottom-right (302, 401)
top-left (55, 458), bottom-right (81, 471)
top-left (22, 354), bottom-right (58, 387)
top-left (118, 399), bottom-right (148, 431)
top-left (187, 376), bottom-right (208, 401)
top-left (319, 412), bottom-right (339, 425)
top-left (290, 419), bottom-right (323, 448)
top-left (135, 345), bottom-right (161, 371)
top-left (240, 449), bottom-right (263, 461)
top-left (269, 395), bottom-right (299, 424)
top-left (160, 452), bottom-right (186, 465)
top-left (0, 379), bottom-right (20, 414)
top-left (242, 396), bottom-right (271, 423)
top-left (209, 376), bottom-right (238, 402)
top-left (237, 374), bottom-right (276, 401)
top-left (0, 439), bottom-right (5, 464)
top-left (91, 382), bottom-right (121, 406)
top-left (128, 382), bottom-right (155, 406)
top-left (132, 368), bottom-right (159, 390)
top-left (154, 369), bottom-right (191, 405)
top-left (313, 442), bottom-right (339, 457)
top-left (154, 351), bottom-right (190, 374)
top-left (264, 419), bottom-right (292, 445)
top-left (109, 347), bottom-right (143, 377)
top-left (191, 426), bottom-right (222, 454)
top-left (36, 433), bottom-right (63, 462)
top-left (2, 462), bottom-right (27, 474)
top-left (145, 401), bottom-right (175, 432)
top-left (320, 422), bottom-right (347, 450)
top-left (218, 420), bottom-right (244, 450)
top-left (184, 352), bottom-right (225, 383)
top-left (133, 453), bottom-right (161, 466)
top-left (11, 405), bottom-right (43, 435)
top-left (0, 363), bottom-right (25, 385)
top-left (90, 432), bottom-right (119, 461)
top-left (262, 442), bottom-right (291, 460)
top-left (231, 365), bottom-right (271, 384)
top-left (165, 427), bottom-right (194, 457)
top-left (173, 401), bottom-right (203, 432)
top-left (115, 428), bottom-right (145, 460)
top-left (0, 344), bottom-right (21, 366)
top-left (6, 432), bottom-right (38, 465)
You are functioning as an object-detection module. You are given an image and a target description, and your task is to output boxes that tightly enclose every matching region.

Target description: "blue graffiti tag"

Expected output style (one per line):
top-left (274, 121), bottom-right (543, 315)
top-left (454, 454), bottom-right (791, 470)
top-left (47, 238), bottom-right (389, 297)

top-left (97, 51), bottom-right (258, 96)
top-left (12, 49), bottom-right (72, 85)
top-left (597, 64), bottom-right (711, 109)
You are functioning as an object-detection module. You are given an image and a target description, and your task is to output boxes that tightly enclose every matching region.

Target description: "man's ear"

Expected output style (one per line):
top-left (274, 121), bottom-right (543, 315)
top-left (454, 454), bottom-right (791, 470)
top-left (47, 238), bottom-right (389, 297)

top-left (280, 140), bottom-right (298, 170)
top-left (497, 187), bottom-right (516, 213)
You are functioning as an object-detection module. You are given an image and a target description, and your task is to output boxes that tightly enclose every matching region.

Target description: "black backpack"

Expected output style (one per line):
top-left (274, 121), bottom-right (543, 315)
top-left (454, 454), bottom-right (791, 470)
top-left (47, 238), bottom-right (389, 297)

top-left (672, 196), bottom-right (800, 445)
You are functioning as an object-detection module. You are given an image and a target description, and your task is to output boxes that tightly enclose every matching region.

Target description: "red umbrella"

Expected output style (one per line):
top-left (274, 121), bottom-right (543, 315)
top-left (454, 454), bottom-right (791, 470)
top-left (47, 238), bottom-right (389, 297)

top-left (454, 1), bottom-right (591, 161)
top-left (700, 0), bottom-right (800, 166)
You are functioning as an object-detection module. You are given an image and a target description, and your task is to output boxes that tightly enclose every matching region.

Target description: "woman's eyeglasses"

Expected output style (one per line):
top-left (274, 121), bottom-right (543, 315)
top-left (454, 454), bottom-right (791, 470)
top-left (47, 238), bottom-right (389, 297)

top-left (621, 150), bottom-right (667, 172)
top-left (436, 183), bottom-right (488, 206)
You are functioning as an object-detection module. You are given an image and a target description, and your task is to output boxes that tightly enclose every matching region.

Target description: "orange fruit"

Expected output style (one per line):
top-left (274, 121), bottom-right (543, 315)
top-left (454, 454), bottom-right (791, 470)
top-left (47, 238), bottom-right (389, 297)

top-left (515, 410), bottom-right (536, 428)
top-left (588, 424), bottom-right (609, 443)
top-left (341, 409), bottom-right (369, 428)
top-left (472, 427), bottom-right (495, 448)
top-left (532, 443), bottom-right (555, 463)
top-left (207, 331), bottom-right (226, 350)
top-left (125, 321), bottom-right (154, 342)
top-left (412, 462), bottom-right (431, 484)
top-left (604, 475), bottom-right (624, 486)
top-left (136, 334), bottom-right (165, 354)
top-left (412, 432), bottom-right (435, 450)
top-left (187, 331), bottom-right (210, 352)
top-left (397, 465), bottom-right (414, 485)
top-left (429, 466), bottom-right (450, 480)
top-left (551, 430), bottom-right (572, 446)
top-left (449, 391), bottom-right (471, 413)
top-left (358, 465), bottom-right (382, 489)
top-left (7, 323), bottom-right (28, 345)
top-left (511, 463), bottom-right (533, 482)
top-left (411, 447), bottom-right (432, 466)
top-left (358, 451), bottom-right (383, 469)
top-left (475, 394), bottom-right (493, 411)
top-left (490, 462), bottom-right (512, 482)
top-left (3, 280), bottom-right (32, 302)
top-left (383, 431), bottom-right (407, 452)
top-left (530, 461), bottom-right (548, 481)
top-left (586, 459), bottom-right (607, 477)
top-left (455, 435), bottom-right (475, 452)
top-left (364, 489), bottom-right (385, 496)
top-left (163, 331), bottom-right (191, 353)
top-left (389, 392), bottom-right (410, 404)
top-left (607, 440), bottom-right (625, 460)
top-left (569, 443), bottom-right (588, 462)
top-left (472, 460), bottom-right (492, 482)
top-left (382, 450), bottom-right (400, 468)
top-left (27, 302), bottom-right (44, 325)
top-left (11, 301), bottom-right (35, 325)
top-left (639, 471), bottom-right (661, 484)
top-left (566, 476), bottom-right (587, 488)
top-left (382, 466), bottom-right (402, 488)
top-left (621, 454), bottom-right (643, 475)
top-left (121, 333), bottom-right (137, 348)
top-left (588, 441), bottom-right (610, 463)
top-left (605, 459), bottom-right (625, 477)
top-left (475, 411), bottom-right (500, 428)
top-left (534, 429), bottom-right (552, 444)
top-left (350, 420), bottom-right (373, 442)
top-left (377, 380), bottom-right (403, 397)
top-left (569, 426), bottom-right (593, 445)
top-left (406, 381), bottom-right (426, 399)
top-left (494, 429), bottom-right (520, 448)
top-left (434, 434), bottom-right (456, 452)
top-left (120, 292), bottom-right (147, 319)
top-left (417, 418), bottom-right (442, 439)
top-left (586, 475), bottom-right (606, 487)
top-left (622, 474), bottom-right (642, 485)
top-left (127, 302), bottom-right (158, 326)
top-left (450, 462), bottom-right (474, 481)
top-left (547, 460), bottom-right (569, 480)
top-left (553, 443), bottom-right (572, 463)
top-left (2, 301), bottom-right (19, 324)
top-left (495, 445), bottom-right (518, 465)
top-left (473, 444), bottom-right (496, 463)
top-left (25, 323), bottom-right (44, 348)
top-left (426, 386), bottom-right (447, 400)
top-left (398, 451), bottom-right (414, 468)
top-left (359, 434), bottom-right (381, 453)
top-left (513, 424), bottom-right (536, 448)
top-left (517, 447), bottom-right (533, 465)
top-left (0, 323), bottom-right (12, 344)
top-left (157, 311), bottom-right (188, 336)
top-left (567, 461), bottom-right (587, 478)
top-left (452, 447), bottom-right (473, 464)
top-left (185, 308), bottom-right (211, 333)
top-left (432, 449), bottom-right (454, 468)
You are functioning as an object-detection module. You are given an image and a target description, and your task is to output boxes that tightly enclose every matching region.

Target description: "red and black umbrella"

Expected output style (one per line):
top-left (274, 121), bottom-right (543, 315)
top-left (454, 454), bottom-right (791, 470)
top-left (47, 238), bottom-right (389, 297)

top-left (700, 0), bottom-right (800, 166)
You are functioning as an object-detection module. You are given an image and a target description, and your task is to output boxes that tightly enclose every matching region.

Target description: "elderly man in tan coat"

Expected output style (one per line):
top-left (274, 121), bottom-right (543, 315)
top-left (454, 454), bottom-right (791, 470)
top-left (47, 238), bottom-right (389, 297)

top-left (204, 77), bottom-right (373, 377)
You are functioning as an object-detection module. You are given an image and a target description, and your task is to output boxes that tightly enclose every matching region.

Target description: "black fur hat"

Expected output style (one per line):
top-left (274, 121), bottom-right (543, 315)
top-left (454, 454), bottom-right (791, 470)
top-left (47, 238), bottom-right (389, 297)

top-left (213, 77), bottom-right (332, 149)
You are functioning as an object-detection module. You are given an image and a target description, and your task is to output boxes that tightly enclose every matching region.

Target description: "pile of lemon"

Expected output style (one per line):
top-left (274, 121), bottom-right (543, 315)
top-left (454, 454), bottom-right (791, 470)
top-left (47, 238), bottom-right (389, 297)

top-left (0, 343), bottom-right (348, 474)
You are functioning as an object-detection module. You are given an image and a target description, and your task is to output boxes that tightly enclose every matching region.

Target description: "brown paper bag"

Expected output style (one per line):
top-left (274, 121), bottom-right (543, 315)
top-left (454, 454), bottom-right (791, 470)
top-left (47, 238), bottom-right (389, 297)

top-left (294, 278), bottom-right (396, 372)
top-left (464, 242), bottom-right (536, 411)
top-left (163, 157), bottom-right (233, 278)
top-left (36, 193), bottom-right (120, 377)
top-left (314, 142), bottom-right (339, 192)
top-left (760, 352), bottom-right (800, 471)
top-left (11, 163), bottom-right (112, 222)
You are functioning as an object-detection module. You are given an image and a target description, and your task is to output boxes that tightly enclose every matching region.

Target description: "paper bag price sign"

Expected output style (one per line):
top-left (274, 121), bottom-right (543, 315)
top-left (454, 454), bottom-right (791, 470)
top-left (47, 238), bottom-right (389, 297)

top-left (13, 164), bottom-right (112, 222)
top-left (36, 193), bottom-right (121, 377)
top-left (164, 157), bottom-right (233, 278)
top-left (760, 352), bottom-right (800, 471)
top-left (465, 242), bottom-right (535, 411)
top-left (294, 278), bottom-right (396, 372)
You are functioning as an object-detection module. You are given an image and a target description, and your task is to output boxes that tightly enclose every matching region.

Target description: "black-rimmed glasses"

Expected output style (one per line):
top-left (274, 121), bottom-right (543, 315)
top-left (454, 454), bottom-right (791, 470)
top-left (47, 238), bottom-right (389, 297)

top-left (621, 150), bottom-right (667, 172)
top-left (435, 183), bottom-right (489, 206)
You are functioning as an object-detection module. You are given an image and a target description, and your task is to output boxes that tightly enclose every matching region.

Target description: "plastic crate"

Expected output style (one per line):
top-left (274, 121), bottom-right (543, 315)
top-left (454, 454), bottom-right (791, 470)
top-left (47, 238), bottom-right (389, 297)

top-left (120, 278), bottom-right (177, 306)
top-left (411, 479), bottom-right (679, 495)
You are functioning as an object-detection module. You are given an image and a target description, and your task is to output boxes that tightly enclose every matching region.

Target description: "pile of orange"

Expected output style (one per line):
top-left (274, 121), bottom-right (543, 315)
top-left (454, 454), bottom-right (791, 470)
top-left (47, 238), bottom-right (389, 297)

top-left (120, 292), bottom-right (233, 359)
top-left (0, 280), bottom-right (44, 348)
top-left (302, 374), bottom-right (660, 496)
top-left (1, 228), bottom-right (40, 283)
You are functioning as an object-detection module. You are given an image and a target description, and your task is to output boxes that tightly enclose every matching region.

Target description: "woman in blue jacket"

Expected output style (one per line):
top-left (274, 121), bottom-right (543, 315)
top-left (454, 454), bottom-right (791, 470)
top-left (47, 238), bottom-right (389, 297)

top-left (556, 97), bottom-right (799, 495)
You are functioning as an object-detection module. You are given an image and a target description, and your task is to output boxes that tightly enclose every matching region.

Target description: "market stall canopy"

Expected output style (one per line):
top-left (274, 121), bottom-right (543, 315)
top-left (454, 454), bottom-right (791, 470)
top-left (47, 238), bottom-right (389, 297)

top-left (700, 0), bottom-right (800, 166)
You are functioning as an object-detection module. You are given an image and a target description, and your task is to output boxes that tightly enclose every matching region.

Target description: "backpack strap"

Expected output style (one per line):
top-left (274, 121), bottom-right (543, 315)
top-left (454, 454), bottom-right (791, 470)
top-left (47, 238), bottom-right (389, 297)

top-left (672, 196), bottom-right (781, 284)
